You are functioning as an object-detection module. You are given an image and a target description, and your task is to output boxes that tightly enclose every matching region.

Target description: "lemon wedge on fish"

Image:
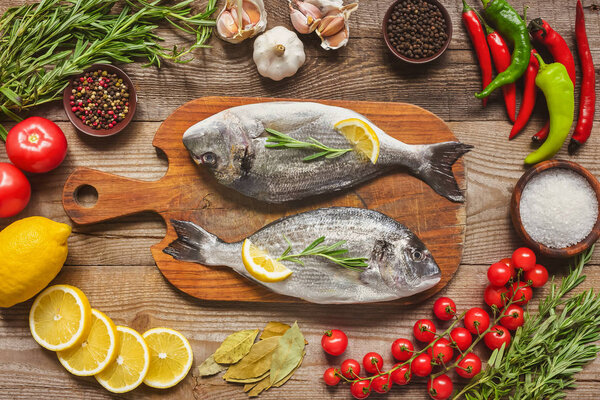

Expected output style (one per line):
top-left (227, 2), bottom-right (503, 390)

top-left (334, 118), bottom-right (380, 164)
top-left (242, 239), bottom-right (292, 282)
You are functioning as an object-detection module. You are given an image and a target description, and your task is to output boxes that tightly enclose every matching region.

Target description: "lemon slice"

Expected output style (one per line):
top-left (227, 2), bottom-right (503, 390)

top-left (95, 326), bottom-right (150, 393)
top-left (57, 309), bottom-right (118, 376)
top-left (142, 327), bottom-right (193, 389)
top-left (29, 284), bottom-right (92, 351)
top-left (334, 118), bottom-right (380, 164)
top-left (242, 239), bottom-right (293, 282)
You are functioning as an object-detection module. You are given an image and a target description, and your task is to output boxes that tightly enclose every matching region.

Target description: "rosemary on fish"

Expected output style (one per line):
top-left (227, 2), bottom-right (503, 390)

top-left (265, 128), bottom-right (352, 161)
top-left (277, 236), bottom-right (368, 271)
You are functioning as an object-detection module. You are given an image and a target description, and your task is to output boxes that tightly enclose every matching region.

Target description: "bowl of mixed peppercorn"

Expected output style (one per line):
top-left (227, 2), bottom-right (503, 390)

top-left (63, 64), bottom-right (136, 137)
top-left (383, 0), bottom-right (452, 64)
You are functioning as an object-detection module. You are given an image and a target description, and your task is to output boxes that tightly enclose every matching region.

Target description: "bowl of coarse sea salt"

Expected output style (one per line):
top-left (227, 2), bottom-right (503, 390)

top-left (511, 160), bottom-right (600, 258)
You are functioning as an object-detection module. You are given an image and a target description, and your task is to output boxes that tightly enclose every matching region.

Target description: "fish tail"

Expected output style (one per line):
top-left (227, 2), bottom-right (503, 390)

top-left (416, 142), bottom-right (473, 203)
top-left (163, 220), bottom-right (221, 264)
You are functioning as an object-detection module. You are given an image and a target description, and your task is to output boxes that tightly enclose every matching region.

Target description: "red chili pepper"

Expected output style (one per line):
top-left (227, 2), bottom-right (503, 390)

top-left (570, 0), bottom-right (595, 154)
top-left (532, 121), bottom-right (550, 143)
top-left (510, 49), bottom-right (539, 139)
top-left (484, 22), bottom-right (516, 123)
top-left (462, 0), bottom-right (493, 108)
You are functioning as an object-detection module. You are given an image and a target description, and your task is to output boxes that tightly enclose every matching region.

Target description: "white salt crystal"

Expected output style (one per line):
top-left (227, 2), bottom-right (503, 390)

top-left (519, 168), bottom-right (598, 249)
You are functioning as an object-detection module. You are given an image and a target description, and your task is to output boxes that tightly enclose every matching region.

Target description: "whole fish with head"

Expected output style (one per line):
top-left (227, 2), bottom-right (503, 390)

top-left (163, 207), bottom-right (441, 304)
top-left (182, 101), bottom-right (472, 203)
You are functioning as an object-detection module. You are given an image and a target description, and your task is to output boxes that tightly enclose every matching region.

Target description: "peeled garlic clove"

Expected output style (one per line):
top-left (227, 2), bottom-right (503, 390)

top-left (317, 15), bottom-right (345, 37)
top-left (217, 11), bottom-right (238, 39)
top-left (216, 0), bottom-right (267, 43)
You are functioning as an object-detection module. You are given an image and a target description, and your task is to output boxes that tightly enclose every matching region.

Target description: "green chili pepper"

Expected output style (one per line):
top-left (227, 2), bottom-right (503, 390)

top-left (474, 0), bottom-right (531, 99)
top-left (524, 53), bottom-right (574, 164)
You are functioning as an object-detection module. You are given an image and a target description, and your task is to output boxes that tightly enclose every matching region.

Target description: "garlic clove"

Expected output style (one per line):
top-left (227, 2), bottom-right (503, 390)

top-left (230, 7), bottom-right (252, 29)
top-left (321, 26), bottom-right (348, 49)
top-left (290, 8), bottom-right (313, 34)
top-left (216, 11), bottom-right (238, 39)
top-left (216, 0), bottom-right (267, 43)
top-left (315, 2), bottom-right (358, 50)
top-left (243, 0), bottom-right (263, 25)
top-left (317, 15), bottom-right (345, 37)
top-left (296, 0), bottom-right (322, 19)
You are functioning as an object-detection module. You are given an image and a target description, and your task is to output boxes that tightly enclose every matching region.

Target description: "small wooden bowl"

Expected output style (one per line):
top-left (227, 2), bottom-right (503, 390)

top-left (382, 0), bottom-right (452, 64)
top-left (63, 64), bottom-right (137, 137)
top-left (511, 159), bottom-right (600, 258)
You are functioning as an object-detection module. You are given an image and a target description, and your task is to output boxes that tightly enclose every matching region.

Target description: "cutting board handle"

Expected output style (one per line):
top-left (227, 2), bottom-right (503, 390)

top-left (62, 167), bottom-right (166, 224)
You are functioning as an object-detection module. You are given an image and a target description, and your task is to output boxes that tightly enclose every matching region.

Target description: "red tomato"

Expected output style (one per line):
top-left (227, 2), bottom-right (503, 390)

top-left (0, 163), bottom-right (31, 218)
top-left (433, 297), bottom-right (457, 321)
top-left (413, 319), bottom-right (437, 342)
top-left (427, 337), bottom-right (453, 365)
top-left (456, 353), bottom-right (482, 379)
top-left (6, 117), bottom-right (68, 173)
top-left (391, 338), bottom-right (414, 362)
top-left (362, 352), bottom-right (383, 374)
top-left (321, 329), bottom-right (348, 356)
top-left (411, 353), bottom-right (433, 377)
top-left (340, 359), bottom-right (361, 379)
top-left (525, 264), bottom-right (548, 287)
top-left (464, 307), bottom-right (490, 335)
top-left (390, 363), bottom-right (411, 385)
top-left (428, 374), bottom-right (453, 400)
top-left (370, 374), bottom-right (393, 393)
top-left (484, 284), bottom-right (509, 308)
top-left (484, 325), bottom-right (511, 350)
top-left (511, 247), bottom-right (536, 272)
top-left (323, 367), bottom-right (341, 386)
top-left (487, 261), bottom-right (514, 286)
top-left (450, 327), bottom-right (472, 352)
top-left (500, 304), bottom-right (525, 330)
top-left (350, 379), bottom-right (371, 399)
top-left (509, 282), bottom-right (533, 305)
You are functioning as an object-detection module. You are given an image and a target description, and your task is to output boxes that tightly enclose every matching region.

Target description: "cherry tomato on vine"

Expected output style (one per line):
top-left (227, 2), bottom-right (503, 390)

top-left (350, 379), bottom-right (371, 399)
top-left (512, 247), bottom-right (536, 272)
top-left (464, 307), bottom-right (490, 335)
top-left (323, 367), bottom-right (341, 386)
top-left (370, 374), bottom-right (393, 393)
top-left (413, 319), bottom-right (436, 342)
top-left (340, 359), bottom-right (361, 379)
top-left (500, 304), bottom-right (525, 330)
top-left (484, 284), bottom-right (509, 308)
top-left (427, 337), bottom-right (453, 365)
top-left (484, 325), bottom-right (511, 350)
top-left (525, 264), bottom-right (548, 287)
top-left (450, 327), bottom-right (472, 352)
top-left (456, 353), bottom-right (482, 379)
top-left (391, 338), bottom-right (414, 362)
top-left (0, 163), bottom-right (31, 218)
top-left (488, 261), bottom-right (514, 286)
top-left (411, 353), bottom-right (433, 377)
top-left (363, 352), bottom-right (383, 374)
top-left (390, 363), bottom-right (411, 385)
top-left (509, 281), bottom-right (533, 305)
top-left (433, 297), bottom-right (456, 321)
top-left (428, 374), bottom-right (453, 400)
top-left (321, 329), bottom-right (348, 356)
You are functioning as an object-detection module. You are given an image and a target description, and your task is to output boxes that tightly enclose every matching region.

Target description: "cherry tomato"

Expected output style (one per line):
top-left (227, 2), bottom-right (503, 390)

top-left (525, 264), bottom-right (548, 287)
top-left (456, 353), bottom-right (482, 379)
top-left (0, 163), bottom-right (31, 218)
top-left (433, 297), bottom-right (456, 321)
top-left (487, 261), bottom-right (514, 286)
top-left (411, 353), bottom-right (433, 377)
top-left (450, 327), bottom-right (472, 352)
top-left (350, 379), bottom-right (371, 399)
top-left (509, 282), bottom-right (533, 305)
top-left (500, 304), bottom-right (525, 331)
top-left (323, 367), bottom-right (341, 386)
top-left (340, 359), bottom-right (361, 379)
top-left (428, 374), bottom-right (453, 400)
top-left (362, 352), bottom-right (383, 374)
top-left (413, 319), bottom-right (436, 342)
top-left (484, 325), bottom-right (511, 350)
top-left (370, 374), bottom-right (393, 393)
top-left (390, 363), bottom-right (411, 385)
top-left (484, 284), bottom-right (509, 308)
top-left (321, 329), bottom-right (348, 356)
top-left (464, 307), bottom-right (490, 335)
top-left (512, 247), bottom-right (536, 272)
top-left (6, 117), bottom-right (68, 173)
top-left (427, 337), bottom-right (453, 365)
top-left (391, 338), bottom-right (414, 362)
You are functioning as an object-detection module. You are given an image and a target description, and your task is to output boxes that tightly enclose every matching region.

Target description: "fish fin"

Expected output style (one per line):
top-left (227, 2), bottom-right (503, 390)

top-left (163, 220), bottom-right (220, 264)
top-left (415, 142), bottom-right (473, 203)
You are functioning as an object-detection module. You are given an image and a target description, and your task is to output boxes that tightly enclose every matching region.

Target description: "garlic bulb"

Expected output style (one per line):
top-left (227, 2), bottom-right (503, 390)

top-left (253, 27), bottom-right (306, 81)
top-left (216, 0), bottom-right (267, 43)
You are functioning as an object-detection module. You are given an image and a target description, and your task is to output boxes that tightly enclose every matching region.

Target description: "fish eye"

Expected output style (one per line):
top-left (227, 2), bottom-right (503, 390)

top-left (412, 250), bottom-right (425, 261)
top-left (201, 152), bottom-right (217, 165)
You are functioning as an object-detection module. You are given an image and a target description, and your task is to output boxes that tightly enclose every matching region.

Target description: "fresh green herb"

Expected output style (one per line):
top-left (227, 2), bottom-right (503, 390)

top-left (278, 236), bottom-right (369, 271)
top-left (265, 128), bottom-right (352, 162)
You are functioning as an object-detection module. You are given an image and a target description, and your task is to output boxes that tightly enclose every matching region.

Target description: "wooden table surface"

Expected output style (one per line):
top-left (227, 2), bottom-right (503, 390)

top-left (1, 0), bottom-right (600, 398)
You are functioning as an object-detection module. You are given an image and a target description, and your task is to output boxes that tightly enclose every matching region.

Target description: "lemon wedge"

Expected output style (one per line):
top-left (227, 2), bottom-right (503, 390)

top-left (242, 239), bottom-right (292, 282)
top-left (57, 308), bottom-right (118, 376)
top-left (334, 118), bottom-right (380, 164)
top-left (29, 284), bottom-right (92, 351)
top-left (95, 326), bottom-right (150, 393)
top-left (142, 327), bottom-right (193, 389)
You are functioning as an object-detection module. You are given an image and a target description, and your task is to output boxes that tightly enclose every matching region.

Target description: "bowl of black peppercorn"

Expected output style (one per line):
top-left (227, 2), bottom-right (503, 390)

top-left (383, 0), bottom-right (452, 64)
top-left (63, 64), bottom-right (137, 137)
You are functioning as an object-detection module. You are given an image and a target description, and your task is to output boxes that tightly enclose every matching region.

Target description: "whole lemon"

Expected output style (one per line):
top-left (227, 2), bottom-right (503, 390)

top-left (0, 216), bottom-right (71, 308)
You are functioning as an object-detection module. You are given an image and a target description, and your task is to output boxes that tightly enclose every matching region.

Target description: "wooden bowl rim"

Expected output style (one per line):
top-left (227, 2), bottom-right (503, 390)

top-left (510, 159), bottom-right (600, 258)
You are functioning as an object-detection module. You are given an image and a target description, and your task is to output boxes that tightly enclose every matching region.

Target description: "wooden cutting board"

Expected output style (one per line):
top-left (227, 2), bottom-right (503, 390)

top-left (62, 97), bottom-right (467, 304)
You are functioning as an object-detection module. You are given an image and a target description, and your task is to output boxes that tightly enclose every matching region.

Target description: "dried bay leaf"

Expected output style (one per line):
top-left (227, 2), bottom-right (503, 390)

top-left (248, 375), bottom-right (272, 397)
top-left (224, 371), bottom-right (269, 384)
top-left (197, 354), bottom-right (227, 377)
top-left (213, 329), bottom-right (260, 364)
top-left (224, 336), bottom-right (280, 380)
top-left (260, 321), bottom-right (291, 340)
top-left (269, 322), bottom-right (306, 385)
top-left (272, 350), bottom-right (305, 388)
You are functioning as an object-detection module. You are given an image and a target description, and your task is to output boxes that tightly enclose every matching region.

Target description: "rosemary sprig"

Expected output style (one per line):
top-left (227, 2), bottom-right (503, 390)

top-left (265, 128), bottom-right (352, 162)
top-left (278, 236), bottom-right (368, 271)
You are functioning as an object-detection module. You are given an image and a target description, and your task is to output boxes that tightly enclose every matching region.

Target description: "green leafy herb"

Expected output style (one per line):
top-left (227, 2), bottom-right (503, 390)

top-left (269, 322), bottom-right (305, 385)
top-left (265, 128), bottom-right (352, 161)
top-left (278, 235), bottom-right (369, 271)
top-left (197, 354), bottom-right (227, 377)
top-left (224, 336), bottom-right (280, 381)
top-left (213, 328), bottom-right (259, 364)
